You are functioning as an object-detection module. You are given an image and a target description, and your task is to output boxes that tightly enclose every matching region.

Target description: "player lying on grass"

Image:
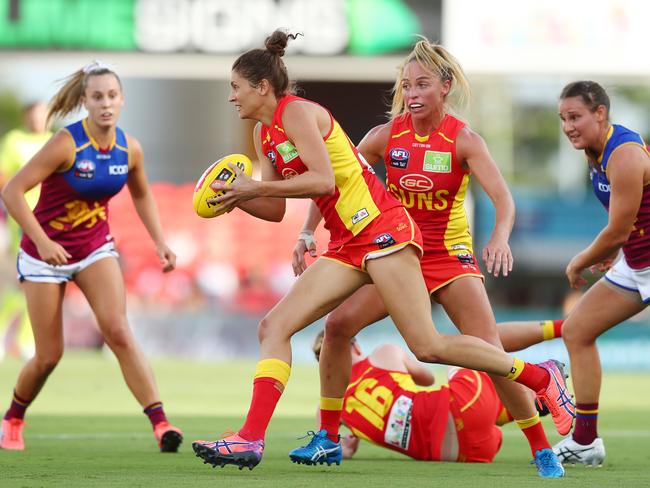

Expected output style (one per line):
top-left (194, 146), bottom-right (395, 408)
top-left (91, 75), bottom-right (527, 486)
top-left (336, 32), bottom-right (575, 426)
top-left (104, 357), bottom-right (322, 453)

top-left (305, 318), bottom-right (564, 464)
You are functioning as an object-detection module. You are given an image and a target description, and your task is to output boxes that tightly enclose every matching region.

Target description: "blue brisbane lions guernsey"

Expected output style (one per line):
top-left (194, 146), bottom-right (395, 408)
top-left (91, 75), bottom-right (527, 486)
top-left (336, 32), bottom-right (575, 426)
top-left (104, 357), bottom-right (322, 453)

top-left (20, 119), bottom-right (130, 262)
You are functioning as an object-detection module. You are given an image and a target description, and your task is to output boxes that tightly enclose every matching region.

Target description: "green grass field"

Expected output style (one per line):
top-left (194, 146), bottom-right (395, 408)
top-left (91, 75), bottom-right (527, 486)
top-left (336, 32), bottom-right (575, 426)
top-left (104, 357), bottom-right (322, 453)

top-left (1, 352), bottom-right (650, 487)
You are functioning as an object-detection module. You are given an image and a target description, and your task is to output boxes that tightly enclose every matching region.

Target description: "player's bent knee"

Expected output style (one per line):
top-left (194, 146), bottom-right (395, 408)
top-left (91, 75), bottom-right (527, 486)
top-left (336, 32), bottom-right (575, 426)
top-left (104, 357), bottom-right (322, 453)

top-left (257, 315), bottom-right (279, 343)
top-left (562, 323), bottom-right (595, 348)
top-left (324, 315), bottom-right (354, 341)
top-left (411, 345), bottom-right (441, 364)
top-left (102, 324), bottom-right (134, 351)
top-left (34, 351), bottom-right (63, 374)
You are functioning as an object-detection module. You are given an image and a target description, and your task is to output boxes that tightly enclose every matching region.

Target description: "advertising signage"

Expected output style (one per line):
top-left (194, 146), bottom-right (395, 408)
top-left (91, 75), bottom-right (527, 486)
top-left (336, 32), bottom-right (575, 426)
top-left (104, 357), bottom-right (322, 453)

top-left (0, 0), bottom-right (429, 55)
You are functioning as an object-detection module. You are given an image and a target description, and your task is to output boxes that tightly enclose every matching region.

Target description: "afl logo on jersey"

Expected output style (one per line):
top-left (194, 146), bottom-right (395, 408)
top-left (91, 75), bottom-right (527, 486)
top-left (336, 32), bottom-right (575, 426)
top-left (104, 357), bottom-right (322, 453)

top-left (74, 160), bottom-right (95, 179)
top-left (282, 167), bottom-right (299, 179)
top-left (389, 148), bottom-right (410, 169)
top-left (399, 174), bottom-right (433, 192)
top-left (267, 150), bottom-right (277, 168)
top-left (374, 232), bottom-right (397, 249)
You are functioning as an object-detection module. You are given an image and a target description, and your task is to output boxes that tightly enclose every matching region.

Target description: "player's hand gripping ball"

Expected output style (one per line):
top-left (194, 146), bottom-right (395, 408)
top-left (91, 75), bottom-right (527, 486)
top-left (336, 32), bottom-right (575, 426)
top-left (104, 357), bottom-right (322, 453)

top-left (193, 153), bottom-right (253, 218)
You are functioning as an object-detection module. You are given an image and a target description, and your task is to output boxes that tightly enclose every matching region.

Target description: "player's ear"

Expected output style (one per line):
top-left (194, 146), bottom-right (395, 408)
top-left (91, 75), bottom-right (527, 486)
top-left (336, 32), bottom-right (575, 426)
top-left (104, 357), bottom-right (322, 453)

top-left (258, 79), bottom-right (271, 96)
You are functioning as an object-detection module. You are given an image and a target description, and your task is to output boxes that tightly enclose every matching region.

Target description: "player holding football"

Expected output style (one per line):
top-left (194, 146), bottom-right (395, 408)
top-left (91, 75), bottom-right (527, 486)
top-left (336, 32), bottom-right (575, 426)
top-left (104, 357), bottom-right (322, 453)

top-left (192, 30), bottom-right (570, 477)
top-left (289, 38), bottom-right (568, 476)
top-left (0, 62), bottom-right (182, 453)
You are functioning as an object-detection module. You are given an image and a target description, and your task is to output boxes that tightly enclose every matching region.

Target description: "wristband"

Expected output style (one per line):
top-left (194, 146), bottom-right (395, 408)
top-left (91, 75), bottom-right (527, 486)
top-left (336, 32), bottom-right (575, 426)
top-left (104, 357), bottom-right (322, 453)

top-left (298, 231), bottom-right (316, 249)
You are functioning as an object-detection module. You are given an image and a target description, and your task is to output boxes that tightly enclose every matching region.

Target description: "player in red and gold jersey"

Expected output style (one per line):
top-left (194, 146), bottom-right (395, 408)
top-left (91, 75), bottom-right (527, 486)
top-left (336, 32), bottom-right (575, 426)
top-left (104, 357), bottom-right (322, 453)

top-left (292, 38), bottom-right (567, 477)
top-left (310, 319), bottom-right (560, 463)
top-left (192, 31), bottom-right (569, 476)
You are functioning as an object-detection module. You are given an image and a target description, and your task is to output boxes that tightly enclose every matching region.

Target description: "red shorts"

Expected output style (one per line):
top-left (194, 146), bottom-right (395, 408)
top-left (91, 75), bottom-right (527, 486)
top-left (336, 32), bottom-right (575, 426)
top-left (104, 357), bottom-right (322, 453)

top-left (448, 369), bottom-right (503, 463)
top-left (421, 249), bottom-right (483, 294)
top-left (322, 206), bottom-right (423, 271)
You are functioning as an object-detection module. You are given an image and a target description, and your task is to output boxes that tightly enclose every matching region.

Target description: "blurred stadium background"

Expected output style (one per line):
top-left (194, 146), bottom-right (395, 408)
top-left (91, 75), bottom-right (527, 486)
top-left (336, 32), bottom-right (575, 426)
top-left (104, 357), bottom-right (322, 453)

top-left (1, 0), bottom-right (650, 370)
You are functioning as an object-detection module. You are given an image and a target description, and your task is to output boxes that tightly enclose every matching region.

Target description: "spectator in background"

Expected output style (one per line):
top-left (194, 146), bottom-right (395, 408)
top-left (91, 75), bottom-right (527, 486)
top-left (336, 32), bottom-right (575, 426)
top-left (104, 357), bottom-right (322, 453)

top-left (0, 62), bottom-right (182, 453)
top-left (552, 80), bottom-right (650, 466)
top-left (0, 101), bottom-right (52, 360)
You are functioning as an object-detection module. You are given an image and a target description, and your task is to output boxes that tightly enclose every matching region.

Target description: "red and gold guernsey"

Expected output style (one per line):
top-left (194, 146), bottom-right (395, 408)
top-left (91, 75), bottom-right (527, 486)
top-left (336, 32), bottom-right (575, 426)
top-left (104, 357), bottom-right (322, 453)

top-left (20, 119), bottom-right (129, 263)
top-left (342, 358), bottom-right (451, 461)
top-left (260, 95), bottom-right (402, 249)
top-left (385, 113), bottom-right (471, 255)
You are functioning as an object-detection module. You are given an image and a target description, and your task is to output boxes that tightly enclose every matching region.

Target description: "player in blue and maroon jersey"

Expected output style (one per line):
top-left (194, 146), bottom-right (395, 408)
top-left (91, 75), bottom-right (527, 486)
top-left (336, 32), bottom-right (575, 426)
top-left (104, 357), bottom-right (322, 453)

top-left (554, 81), bottom-right (650, 466)
top-left (0, 62), bottom-right (182, 453)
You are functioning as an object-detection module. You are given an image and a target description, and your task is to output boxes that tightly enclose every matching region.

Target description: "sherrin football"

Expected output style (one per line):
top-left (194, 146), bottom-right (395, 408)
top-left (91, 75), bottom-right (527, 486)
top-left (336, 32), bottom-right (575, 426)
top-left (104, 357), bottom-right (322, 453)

top-left (193, 153), bottom-right (253, 218)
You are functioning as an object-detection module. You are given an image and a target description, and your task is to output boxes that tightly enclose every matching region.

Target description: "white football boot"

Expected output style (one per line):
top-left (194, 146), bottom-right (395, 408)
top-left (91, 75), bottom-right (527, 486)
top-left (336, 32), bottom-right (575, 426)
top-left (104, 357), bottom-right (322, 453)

top-left (553, 436), bottom-right (605, 466)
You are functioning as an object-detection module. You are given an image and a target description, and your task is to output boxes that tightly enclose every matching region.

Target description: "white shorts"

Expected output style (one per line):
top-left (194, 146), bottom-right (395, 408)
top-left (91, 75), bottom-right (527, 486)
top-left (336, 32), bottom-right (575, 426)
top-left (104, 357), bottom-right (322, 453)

top-left (604, 255), bottom-right (650, 302)
top-left (17, 242), bottom-right (119, 284)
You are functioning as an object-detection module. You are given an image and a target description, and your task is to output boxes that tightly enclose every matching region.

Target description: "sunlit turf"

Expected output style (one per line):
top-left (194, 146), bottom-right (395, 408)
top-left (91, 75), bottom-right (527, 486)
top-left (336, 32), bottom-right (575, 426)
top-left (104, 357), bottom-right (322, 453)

top-left (1, 352), bottom-right (650, 487)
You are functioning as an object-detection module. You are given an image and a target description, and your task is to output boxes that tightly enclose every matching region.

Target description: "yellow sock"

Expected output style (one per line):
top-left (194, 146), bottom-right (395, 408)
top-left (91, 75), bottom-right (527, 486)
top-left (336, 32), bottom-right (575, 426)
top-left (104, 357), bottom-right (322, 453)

top-left (506, 357), bottom-right (526, 380)
top-left (320, 397), bottom-right (344, 411)
top-left (541, 320), bottom-right (555, 341)
top-left (515, 413), bottom-right (541, 430)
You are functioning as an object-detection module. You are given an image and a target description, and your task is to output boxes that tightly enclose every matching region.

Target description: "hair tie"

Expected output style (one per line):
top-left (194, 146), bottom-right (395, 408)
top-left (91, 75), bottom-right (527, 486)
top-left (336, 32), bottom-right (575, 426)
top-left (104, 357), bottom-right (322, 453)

top-left (82, 60), bottom-right (114, 74)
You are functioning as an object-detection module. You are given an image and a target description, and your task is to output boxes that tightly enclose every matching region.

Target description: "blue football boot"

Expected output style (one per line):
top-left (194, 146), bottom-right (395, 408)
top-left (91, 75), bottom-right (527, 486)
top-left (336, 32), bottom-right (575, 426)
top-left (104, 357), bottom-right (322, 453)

top-left (289, 430), bottom-right (342, 466)
top-left (533, 448), bottom-right (565, 478)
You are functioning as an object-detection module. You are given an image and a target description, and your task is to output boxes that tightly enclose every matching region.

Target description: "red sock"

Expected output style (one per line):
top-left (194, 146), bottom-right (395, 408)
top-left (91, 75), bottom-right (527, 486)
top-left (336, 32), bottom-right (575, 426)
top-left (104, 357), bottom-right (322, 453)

top-left (239, 377), bottom-right (284, 441)
top-left (512, 363), bottom-right (550, 393)
top-left (4, 390), bottom-right (31, 420)
top-left (143, 402), bottom-right (167, 428)
top-left (553, 320), bottom-right (564, 337)
top-left (320, 409), bottom-right (342, 442)
top-left (520, 421), bottom-right (551, 456)
top-left (573, 402), bottom-right (599, 445)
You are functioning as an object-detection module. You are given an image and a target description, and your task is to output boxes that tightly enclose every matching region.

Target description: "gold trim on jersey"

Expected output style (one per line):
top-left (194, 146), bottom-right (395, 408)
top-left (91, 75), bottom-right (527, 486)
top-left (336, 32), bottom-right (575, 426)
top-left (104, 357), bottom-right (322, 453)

top-left (414, 133), bottom-right (429, 143)
top-left (459, 370), bottom-right (483, 413)
top-left (443, 173), bottom-right (473, 251)
top-left (82, 118), bottom-right (116, 151)
top-left (319, 255), bottom-right (364, 272)
top-left (76, 142), bottom-right (92, 153)
top-left (391, 129), bottom-right (411, 139)
top-left (429, 273), bottom-right (484, 294)
top-left (438, 131), bottom-right (454, 144)
top-left (326, 120), bottom-right (381, 235)
top-left (596, 125), bottom-right (615, 165)
top-left (604, 141), bottom-right (647, 178)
